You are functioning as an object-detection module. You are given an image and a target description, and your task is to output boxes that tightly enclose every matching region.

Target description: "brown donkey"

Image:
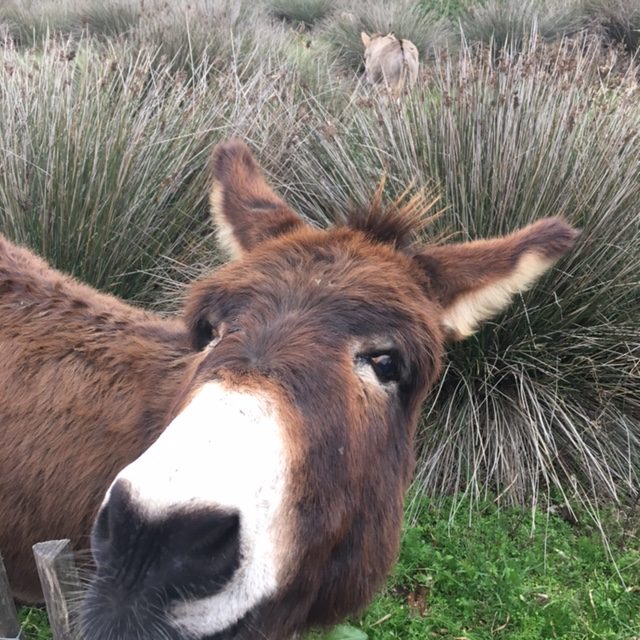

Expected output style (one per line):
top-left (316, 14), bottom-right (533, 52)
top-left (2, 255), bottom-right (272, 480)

top-left (0, 140), bottom-right (578, 640)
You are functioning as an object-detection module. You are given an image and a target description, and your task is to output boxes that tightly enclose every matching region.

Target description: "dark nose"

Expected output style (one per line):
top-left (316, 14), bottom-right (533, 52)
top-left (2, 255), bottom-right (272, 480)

top-left (91, 479), bottom-right (241, 599)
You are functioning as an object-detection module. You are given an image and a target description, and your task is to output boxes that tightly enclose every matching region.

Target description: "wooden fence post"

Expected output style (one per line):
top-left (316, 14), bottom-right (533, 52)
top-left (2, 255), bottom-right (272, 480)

top-left (32, 540), bottom-right (81, 640)
top-left (0, 552), bottom-right (20, 640)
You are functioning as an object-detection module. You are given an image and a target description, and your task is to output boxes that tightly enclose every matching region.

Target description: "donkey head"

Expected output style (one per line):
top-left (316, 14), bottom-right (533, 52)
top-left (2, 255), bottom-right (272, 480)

top-left (82, 141), bottom-right (578, 640)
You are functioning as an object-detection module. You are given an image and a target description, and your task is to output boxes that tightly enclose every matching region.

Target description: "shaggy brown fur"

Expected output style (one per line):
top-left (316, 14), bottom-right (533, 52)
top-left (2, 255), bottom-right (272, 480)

top-left (0, 236), bottom-right (192, 600)
top-left (0, 139), bottom-right (578, 640)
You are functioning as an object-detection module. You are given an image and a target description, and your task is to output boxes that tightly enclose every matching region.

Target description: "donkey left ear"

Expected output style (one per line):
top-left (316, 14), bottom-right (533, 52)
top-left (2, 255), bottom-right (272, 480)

top-left (413, 218), bottom-right (579, 340)
top-left (209, 140), bottom-right (305, 259)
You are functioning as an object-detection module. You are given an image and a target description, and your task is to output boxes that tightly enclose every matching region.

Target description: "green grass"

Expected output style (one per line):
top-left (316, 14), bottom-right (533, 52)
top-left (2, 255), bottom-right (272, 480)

top-left (19, 496), bottom-right (640, 640)
top-left (19, 607), bottom-right (52, 640)
top-left (308, 497), bottom-right (640, 640)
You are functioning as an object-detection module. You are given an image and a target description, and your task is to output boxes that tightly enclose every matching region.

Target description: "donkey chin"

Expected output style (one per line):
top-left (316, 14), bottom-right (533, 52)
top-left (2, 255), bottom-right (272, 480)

top-left (81, 382), bottom-right (291, 640)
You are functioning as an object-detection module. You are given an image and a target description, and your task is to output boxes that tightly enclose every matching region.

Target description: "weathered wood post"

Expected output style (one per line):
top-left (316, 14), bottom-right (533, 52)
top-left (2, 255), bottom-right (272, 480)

top-left (0, 552), bottom-right (20, 640)
top-left (32, 540), bottom-right (81, 640)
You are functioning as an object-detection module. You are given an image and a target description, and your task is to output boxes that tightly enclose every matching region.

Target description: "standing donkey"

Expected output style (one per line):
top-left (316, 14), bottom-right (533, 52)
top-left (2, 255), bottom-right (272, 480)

top-left (0, 140), bottom-right (578, 640)
top-left (361, 31), bottom-right (420, 94)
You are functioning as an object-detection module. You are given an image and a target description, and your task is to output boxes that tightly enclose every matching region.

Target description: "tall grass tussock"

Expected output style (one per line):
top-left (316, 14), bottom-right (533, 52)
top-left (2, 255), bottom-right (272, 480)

top-left (3, 3), bottom-right (640, 637)
top-left (0, 32), bottom-right (329, 302)
top-left (459, 0), bottom-right (587, 50)
top-left (583, 0), bottom-right (640, 52)
top-left (458, 0), bottom-right (640, 53)
top-left (270, 0), bottom-right (335, 29)
top-left (0, 0), bottom-right (639, 518)
top-left (321, 0), bottom-right (450, 70)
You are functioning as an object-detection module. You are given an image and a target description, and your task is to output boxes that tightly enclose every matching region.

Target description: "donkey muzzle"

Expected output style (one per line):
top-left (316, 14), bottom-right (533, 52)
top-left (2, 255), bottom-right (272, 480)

top-left (81, 479), bottom-right (241, 640)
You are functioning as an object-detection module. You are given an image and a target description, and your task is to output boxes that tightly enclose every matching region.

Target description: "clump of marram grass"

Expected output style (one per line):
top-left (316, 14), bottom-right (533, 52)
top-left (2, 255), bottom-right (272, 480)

top-left (278, 33), bottom-right (640, 511)
top-left (320, 0), bottom-right (451, 70)
top-left (582, 0), bottom-right (640, 53)
top-left (0, 0), bottom-right (288, 76)
top-left (459, 0), bottom-right (587, 51)
top-left (128, 0), bottom-right (276, 75)
top-left (0, 35), bottom-right (328, 304)
top-left (0, 0), bottom-right (141, 46)
top-left (270, 0), bottom-right (336, 29)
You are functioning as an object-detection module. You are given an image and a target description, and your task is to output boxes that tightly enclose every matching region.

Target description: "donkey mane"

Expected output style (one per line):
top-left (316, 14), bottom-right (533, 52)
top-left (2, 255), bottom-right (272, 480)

top-left (344, 184), bottom-right (438, 251)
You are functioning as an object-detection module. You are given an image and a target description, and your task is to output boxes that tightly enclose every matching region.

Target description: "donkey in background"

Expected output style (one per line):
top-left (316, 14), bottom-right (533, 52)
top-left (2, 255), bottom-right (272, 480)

top-left (0, 140), bottom-right (578, 640)
top-left (361, 31), bottom-right (420, 94)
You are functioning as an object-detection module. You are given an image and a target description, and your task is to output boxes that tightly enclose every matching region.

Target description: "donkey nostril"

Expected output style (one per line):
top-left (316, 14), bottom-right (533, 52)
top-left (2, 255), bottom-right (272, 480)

top-left (186, 510), bottom-right (240, 558)
top-left (93, 502), bottom-right (110, 544)
top-left (81, 510), bottom-right (242, 640)
top-left (90, 474), bottom-right (242, 600)
top-left (91, 479), bottom-right (140, 562)
top-left (159, 509), bottom-right (241, 600)
top-left (91, 485), bottom-right (242, 599)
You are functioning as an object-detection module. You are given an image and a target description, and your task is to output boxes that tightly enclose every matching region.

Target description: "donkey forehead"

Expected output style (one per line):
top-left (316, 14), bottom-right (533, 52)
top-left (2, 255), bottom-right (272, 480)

top-left (194, 229), bottom-right (435, 330)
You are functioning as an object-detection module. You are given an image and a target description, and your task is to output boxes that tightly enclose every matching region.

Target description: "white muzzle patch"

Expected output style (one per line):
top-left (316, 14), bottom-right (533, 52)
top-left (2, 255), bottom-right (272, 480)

top-left (107, 381), bottom-right (288, 636)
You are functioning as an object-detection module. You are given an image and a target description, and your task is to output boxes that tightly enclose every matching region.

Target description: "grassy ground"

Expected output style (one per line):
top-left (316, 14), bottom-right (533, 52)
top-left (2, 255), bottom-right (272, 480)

top-left (353, 497), bottom-right (640, 639)
top-left (20, 496), bottom-right (640, 639)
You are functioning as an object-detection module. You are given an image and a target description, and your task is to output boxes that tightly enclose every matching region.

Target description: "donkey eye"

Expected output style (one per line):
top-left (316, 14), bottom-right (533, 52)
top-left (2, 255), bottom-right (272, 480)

top-left (370, 353), bottom-right (400, 383)
top-left (193, 318), bottom-right (219, 351)
top-left (364, 352), bottom-right (402, 384)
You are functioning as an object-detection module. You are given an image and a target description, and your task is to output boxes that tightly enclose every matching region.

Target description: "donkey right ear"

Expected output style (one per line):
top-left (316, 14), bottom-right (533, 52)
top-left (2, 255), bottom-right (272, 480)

top-left (413, 218), bottom-right (579, 340)
top-left (361, 31), bottom-right (371, 47)
top-left (209, 140), bottom-right (305, 259)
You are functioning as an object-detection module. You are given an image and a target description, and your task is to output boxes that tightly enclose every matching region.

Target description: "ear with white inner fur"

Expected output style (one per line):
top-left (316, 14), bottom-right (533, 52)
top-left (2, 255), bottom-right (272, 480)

top-left (413, 217), bottom-right (579, 340)
top-left (361, 31), bottom-right (371, 47)
top-left (209, 140), bottom-right (305, 259)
